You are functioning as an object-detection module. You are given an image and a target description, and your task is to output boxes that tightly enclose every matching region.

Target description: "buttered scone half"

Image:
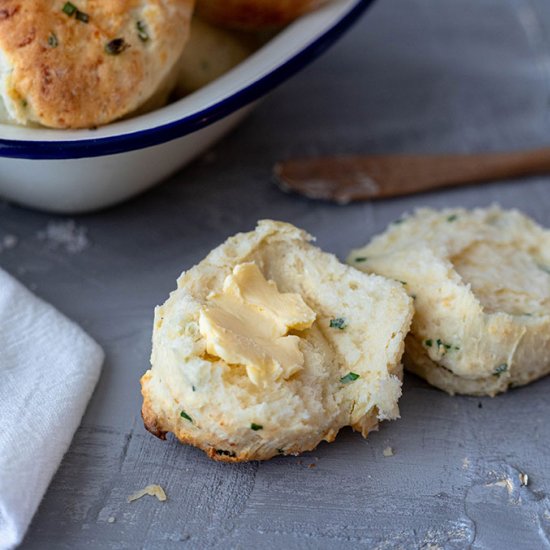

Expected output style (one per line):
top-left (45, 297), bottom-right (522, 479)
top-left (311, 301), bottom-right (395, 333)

top-left (349, 207), bottom-right (550, 397)
top-left (141, 220), bottom-right (413, 462)
top-left (0, 1), bottom-right (194, 128)
top-left (195, 0), bottom-right (327, 30)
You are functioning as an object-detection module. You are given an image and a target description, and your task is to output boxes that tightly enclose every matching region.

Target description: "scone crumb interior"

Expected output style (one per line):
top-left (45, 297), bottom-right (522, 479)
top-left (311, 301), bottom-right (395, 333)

top-left (349, 206), bottom-right (550, 396)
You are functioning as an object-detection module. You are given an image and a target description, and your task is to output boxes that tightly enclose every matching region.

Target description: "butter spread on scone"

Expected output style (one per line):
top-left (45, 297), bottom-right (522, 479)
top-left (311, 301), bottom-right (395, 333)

top-left (199, 262), bottom-right (316, 387)
top-left (349, 206), bottom-right (550, 397)
top-left (141, 220), bottom-right (413, 462)
top-left (0, 1), bottom-right (194, 129)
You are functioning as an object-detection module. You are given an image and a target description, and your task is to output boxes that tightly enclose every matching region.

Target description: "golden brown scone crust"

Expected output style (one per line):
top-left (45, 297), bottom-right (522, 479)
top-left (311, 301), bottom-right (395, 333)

top-left (0, 1), bottom-right (194, 128)
top-left (141, 373), bottom-right (382, 462)
top-left (196, 0), bottom-right (326, 30)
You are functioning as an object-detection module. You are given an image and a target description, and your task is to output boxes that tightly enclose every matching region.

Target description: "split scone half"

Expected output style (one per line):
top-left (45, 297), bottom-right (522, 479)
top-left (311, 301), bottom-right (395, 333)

top-left (348, 206), bottom-right (550, 397)
top-left (141, 220), bottom-right (412, 462)
top-left (0, 0), bottom-right (194, 128)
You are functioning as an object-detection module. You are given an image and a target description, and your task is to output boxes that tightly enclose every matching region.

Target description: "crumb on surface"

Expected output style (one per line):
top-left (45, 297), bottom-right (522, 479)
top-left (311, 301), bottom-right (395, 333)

top-left (107, 517), bottom-right (116, 524)
top-left (127, 484), bottom-right (167, 503)
top-left (519, 472), bottom-right (529, 487)
top-left (462, 457), bottom-right (470, 469)
top-left (383, 446), bottom-right (394, 457)
top-left (2, 235), bottom-right (17, 249)
top-left (37, 220), bottom-right (89, 254)
top-left (0, 234), bottom-right (18, 253)
top-left (487, 478), bottom-right (514, 494)
top-left (308, 463), bottom-right (316, 468)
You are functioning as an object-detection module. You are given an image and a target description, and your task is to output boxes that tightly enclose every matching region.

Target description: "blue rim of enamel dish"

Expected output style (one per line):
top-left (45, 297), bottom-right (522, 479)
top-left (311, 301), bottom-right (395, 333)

top-left (0, 0), bottom-right (374, 160)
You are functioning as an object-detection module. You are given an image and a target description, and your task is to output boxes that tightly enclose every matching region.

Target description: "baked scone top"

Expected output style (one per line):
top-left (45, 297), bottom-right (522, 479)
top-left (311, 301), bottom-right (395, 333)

top-left (0, 0), bottom-right (194, 128)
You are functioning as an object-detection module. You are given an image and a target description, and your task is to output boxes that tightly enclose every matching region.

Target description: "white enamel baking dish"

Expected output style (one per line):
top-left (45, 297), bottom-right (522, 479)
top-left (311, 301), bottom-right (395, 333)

top-left (0, 0), bottom-right (373, 213)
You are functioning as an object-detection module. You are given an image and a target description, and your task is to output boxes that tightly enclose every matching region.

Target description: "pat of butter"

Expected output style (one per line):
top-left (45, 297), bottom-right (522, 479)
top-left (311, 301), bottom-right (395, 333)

top-left (199, 262), bottom-right (316, 386)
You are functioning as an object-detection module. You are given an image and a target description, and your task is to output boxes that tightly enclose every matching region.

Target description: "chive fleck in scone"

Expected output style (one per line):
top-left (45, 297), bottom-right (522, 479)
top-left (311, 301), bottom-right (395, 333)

top-left (349, 206), bottom-right (550, 397)
top-left (0, 0), bottom-right (194, 128)
top-left (141, 220), bottom-right (413, 462)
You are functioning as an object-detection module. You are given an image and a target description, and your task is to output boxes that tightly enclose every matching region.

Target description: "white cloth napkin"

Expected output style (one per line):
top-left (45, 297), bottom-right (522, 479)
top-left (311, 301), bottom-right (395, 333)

top-left (0, 268), bottom-right (104, 549)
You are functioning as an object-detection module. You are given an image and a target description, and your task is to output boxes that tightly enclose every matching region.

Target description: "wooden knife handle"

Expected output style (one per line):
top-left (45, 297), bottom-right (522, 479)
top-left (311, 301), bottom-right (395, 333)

top-left (274, 148), bottom-right (550, 202)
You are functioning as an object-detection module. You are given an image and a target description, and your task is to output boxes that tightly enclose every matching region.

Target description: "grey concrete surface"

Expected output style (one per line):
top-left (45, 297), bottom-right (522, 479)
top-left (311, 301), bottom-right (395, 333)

top-left (1, 0), bottom-right (550, 547)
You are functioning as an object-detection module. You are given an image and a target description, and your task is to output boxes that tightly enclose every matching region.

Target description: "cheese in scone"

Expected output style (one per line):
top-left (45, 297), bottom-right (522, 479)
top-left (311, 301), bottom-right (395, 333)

top-left (348, 206), bottom-right (550, 396)
top-left (141, 220), bottom-right (413, 462)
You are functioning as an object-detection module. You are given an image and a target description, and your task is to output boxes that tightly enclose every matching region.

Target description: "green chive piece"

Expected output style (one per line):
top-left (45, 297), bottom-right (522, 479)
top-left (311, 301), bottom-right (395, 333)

top-left (136, 20), bottom-right (149, 42)
top-left (494, 363), bottom-right (508, 376)
top-left (425, 339), bottom-right (433, 347)
top-left (180, 410), bottom-right (192, 422)
top-left (277, 448), bottom-right (285, 454)
top-left (393, 218), bottom-right (405, 225)
top-left (192, 385), bottom-right (196, 392)
top-left (105, 38), bottom-right (129, 55)
top-left (251, 423), bottom-right (263, 431)
top-left (48, 33), bottom-right (58, 48)
top-left (62, 2), bottom-right (77, 16)
top-left (400, 281), bottom-right (407, 286)
top-left (62, 3), bottom-right (89, 23)
top-left (436, 338), bottom-right (452, 350)
top-left (354, 257), bottom-right (367, 263)
top-left (340, 372), bottom-right (360, 384)
top-left (330, 318), bottom-right (347, 330)
top-left (75, 10), bottom-right (89, 23)
top-left (447, 215), bottom-right (458, 222)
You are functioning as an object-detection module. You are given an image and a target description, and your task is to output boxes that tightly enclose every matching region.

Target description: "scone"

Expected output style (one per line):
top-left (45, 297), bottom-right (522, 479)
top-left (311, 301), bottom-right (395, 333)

top-left (0, 0), bottom-right (194, 129)
top-left (195, 0), bottom-right (326, 30)
top-left (0, 96), bottom-right (10, 125)
top-left (174, 17), bottom-right (254, 96)
top-left (349, 206), bottom-right (550, 397)
top-left (141, 220), bottom-right (413, 462)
